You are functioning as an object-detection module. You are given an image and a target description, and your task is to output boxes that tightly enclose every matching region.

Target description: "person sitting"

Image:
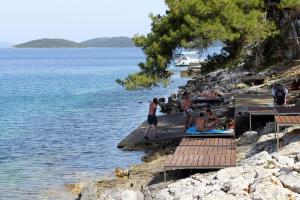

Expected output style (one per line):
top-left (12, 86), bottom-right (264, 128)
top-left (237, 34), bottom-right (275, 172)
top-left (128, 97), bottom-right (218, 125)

top-left (206, 108), bottom-right (219, 128)
top-left (227, 119), bottom-right (235, 130)
top-left (196, 113), bottom-right (207, 131)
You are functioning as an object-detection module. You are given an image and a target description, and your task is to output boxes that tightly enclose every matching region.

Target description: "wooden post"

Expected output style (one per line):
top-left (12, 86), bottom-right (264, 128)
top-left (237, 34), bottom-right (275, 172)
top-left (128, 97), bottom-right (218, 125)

top-left (164, 169), bottom-right (167, 182)
top-left (249, 113), bottom-right (252, 133)
top-left (276, 124), bottom-right (280, 151)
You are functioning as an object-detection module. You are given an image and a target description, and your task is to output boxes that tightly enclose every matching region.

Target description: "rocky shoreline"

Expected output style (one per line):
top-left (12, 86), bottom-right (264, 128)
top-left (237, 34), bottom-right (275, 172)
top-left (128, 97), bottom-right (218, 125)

top-left (73, 63), bottom-right (300, 200)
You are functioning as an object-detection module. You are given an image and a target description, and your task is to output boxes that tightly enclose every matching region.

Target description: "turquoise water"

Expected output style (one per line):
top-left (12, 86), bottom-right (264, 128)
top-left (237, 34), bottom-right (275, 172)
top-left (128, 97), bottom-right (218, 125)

top-left (0, 48), bottom-right (191, 200)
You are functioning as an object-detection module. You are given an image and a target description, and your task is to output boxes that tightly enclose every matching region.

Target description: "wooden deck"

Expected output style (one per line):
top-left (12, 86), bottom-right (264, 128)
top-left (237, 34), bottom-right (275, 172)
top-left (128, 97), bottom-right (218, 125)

top-left (275, 116), bottom-right (300, 125)
top-left (164, 138), bottom-right (236, 181)
top-left (164, 154), bottom-right (236, 170)
top-left (234, 94), bottom-right (274, 108)
top-left (275, 115), bottom-right (300, 151)
top-left (173, 146), bottom-right (236, 156)
top-left (248, 106), bottom-right (275, 114)
top-left (180, 138), bottom-right (235, 146)
top-left (276, 106), bottom-right (300, 115)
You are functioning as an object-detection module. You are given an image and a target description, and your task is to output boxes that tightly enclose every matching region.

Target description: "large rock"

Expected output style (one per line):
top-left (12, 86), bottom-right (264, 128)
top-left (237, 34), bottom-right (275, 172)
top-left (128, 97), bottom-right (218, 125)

top-left (237, 131), bottom-right (258, 146)
top-left (261, 122), bottom-right (275, 135)
top-left (100, 188), bottom-right (144, 200)
top-left (79, 183), bottom-right (98, 200)
top-left (279, 171), bottom-right (300, 194)
top-left (240, 151), bottom-right (272, 167)
top-left (248, 133), bottom-right (277, 156)
top-left (250, 175), bottom-right (299, 200)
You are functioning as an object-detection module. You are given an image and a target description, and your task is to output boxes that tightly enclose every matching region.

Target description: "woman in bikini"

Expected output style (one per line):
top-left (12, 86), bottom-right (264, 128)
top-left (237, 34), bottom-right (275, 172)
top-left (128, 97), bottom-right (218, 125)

top-left (196, 113), bottom-right (207, 131)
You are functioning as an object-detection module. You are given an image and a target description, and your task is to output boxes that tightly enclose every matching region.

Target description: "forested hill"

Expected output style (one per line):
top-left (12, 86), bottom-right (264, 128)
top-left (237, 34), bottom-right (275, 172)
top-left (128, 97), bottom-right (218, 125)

top-left (15, 39), bottom-right (84, 48)
top-left (80, 37), bottom-right (134, 47)
top-left (15, 37), bottom-right (135, 48)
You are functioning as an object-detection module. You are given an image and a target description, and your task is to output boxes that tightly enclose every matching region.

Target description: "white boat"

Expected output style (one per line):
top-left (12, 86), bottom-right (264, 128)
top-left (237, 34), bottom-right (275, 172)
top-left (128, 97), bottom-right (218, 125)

top-left (175, 54), bottom-right (204, 67)
top-left (188, 62), bottom-right (202, 71)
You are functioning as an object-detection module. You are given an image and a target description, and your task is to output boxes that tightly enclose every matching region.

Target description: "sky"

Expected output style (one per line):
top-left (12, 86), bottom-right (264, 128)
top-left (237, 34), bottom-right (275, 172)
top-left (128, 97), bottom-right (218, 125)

top-left (0, 0), bottom-right (167, 44)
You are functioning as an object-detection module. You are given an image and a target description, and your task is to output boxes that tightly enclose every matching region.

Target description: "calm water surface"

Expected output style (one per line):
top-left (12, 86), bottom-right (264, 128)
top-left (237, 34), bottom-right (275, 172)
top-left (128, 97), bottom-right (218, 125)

top-left (0, 48), bottom-right (191, 200)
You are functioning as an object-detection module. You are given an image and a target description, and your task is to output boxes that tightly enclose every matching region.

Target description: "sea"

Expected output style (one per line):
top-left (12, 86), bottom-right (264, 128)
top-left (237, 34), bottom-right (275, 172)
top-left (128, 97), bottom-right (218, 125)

top-left (0, 47), bottom-right (221, 200)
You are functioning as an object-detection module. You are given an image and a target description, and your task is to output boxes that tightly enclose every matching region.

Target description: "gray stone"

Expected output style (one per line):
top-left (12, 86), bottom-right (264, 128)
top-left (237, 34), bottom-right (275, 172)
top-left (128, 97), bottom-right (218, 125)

top-left (79, 183), bottom-right (98, 200)
top-left (241, 151), bottom-right (272, 167)
top-left (238, 131), bottom-right (258, 145)
top-left (272, 154), bottom-right (295, 166)
top-left (250, 176), bottom-right (298, 200)
top-left (158, 97), bottom-right (166, 103)
top-left (279, 171), bottom-right (300, 194)
top-left (101, 188), bottom-right (144, 200)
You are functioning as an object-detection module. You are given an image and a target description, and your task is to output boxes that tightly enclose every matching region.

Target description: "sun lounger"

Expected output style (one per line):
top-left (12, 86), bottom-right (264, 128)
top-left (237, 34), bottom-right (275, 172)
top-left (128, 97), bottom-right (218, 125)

top-left (186, 126), bottom-right (235, 137)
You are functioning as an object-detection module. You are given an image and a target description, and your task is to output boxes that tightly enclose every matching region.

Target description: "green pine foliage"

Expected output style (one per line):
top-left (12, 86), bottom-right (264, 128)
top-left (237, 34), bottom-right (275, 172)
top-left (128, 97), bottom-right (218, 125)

top-left (117, 0), bottom-right (300, 90)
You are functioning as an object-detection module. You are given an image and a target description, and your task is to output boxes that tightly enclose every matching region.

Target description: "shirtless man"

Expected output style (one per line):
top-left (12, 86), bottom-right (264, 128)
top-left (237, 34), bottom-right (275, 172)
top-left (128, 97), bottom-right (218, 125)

top-left (196, 113), bottom-right (207, 131)
top-left (144, 98), bottom-right (159, 139)
top-left (182, 92), bottom-right (193, 130)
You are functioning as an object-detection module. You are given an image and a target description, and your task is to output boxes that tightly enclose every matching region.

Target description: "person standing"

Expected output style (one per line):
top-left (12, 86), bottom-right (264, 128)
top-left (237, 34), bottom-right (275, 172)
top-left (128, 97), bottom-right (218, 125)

top-left (272, 83), bottom-right (288, 106)
top-left (144, 98), bottom-right (159, 139)
top-left (182, 92), bottom-right (193, 130)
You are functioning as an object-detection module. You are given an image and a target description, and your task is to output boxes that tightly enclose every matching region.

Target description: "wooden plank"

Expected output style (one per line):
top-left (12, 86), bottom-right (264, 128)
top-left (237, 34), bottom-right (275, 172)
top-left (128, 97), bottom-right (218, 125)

top-left (275, 116), bottom-right (281, 124)
top-left (197, 139), bottom-right (202, 145)
top-left (188, 146), bottom-right (194, 154)
top-left (220, 155), bottom-right (226, 166)
top-left (181, 155), bottom-right (189, 167)
top-left (282, 116), bottom-right (288, 124)
top-left (214, 155), bottom-right (220, 166)
top-left (174, 148), bottom-right (180, 155)
top-left (197, 155), bottom-right (204, 166)
top-left (203, 155), bottom-right (210, 166)
top-left (210, 138), bottom-right (215, 145)
top-left (187, 155), bottom-right (194, 166)
top-left (290, 116), bottom-right (298, 124)
top-left (287, 116), bottom-right (292, 124)
top-left (225, 155), bottom-right (231, 166)
top-left (211, 147), bottom-right (217, 155)
top-left (175, 156), bottom-right (184, 166)
top-left (209, 155), bottom-right (215, 166)
top-left (192, 155), bottom-right (199, 166)
top-left (170, 155), bottom-right (179, 166)
top-left (296, 116), bottom-right (300, 124)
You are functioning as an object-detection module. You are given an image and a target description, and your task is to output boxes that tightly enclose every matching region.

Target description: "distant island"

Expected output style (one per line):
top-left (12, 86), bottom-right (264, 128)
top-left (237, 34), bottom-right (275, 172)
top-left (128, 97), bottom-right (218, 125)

top-left (15, 37), bottom-right (135, 48)
top-left (81, 37), bottom-right (134, 47)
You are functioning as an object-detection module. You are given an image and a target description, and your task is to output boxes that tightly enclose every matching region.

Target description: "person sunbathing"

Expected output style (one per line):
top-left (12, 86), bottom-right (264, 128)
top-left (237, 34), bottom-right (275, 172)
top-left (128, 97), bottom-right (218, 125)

top-left (227, 119), bottom-right (235, 130)
top-left (196, 113), bottom-right (207, 131)
top-left (206, 108), bottom-right (219, 128)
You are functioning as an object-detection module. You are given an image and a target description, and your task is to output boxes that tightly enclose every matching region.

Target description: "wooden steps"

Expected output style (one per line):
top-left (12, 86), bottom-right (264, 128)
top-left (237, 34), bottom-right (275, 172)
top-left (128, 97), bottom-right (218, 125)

top-left (164, 137), bottom-right (236, 181)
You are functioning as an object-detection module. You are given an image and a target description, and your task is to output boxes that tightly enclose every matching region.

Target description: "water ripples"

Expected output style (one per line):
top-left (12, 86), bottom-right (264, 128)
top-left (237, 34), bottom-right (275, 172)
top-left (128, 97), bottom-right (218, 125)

top-left (0, 48), bottom-right (188, 200)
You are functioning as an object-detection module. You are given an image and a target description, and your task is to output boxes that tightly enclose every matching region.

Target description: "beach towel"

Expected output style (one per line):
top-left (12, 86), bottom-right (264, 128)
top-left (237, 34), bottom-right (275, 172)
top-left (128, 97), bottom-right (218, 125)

top-left (186, 126), bottom-right (233, 135)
